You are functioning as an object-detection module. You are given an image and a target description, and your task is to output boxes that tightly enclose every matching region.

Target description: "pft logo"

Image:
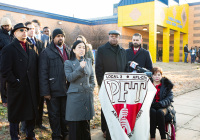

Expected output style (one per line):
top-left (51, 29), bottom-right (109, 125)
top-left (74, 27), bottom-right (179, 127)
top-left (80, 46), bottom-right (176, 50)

top-left (104, 76), bottom-right (148, 136)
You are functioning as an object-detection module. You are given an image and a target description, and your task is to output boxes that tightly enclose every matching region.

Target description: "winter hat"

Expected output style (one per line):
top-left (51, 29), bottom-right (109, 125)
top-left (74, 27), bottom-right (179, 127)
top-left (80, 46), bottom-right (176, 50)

top-left (1, 17), bottom-right (12, 26)
top-left (52, 28), bottom-right (65, 39)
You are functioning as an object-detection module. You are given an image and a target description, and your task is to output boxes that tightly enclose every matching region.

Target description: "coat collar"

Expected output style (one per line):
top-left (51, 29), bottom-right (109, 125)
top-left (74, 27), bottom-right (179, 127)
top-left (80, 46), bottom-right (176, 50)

top-left (127, 46), bottom-right (144, 61)
top-left (105, 42), bottom-right (123, 53)
top-left (49, 41), bottom-right (69, 62)
top-left (13, 38), bottom-right (28, 59)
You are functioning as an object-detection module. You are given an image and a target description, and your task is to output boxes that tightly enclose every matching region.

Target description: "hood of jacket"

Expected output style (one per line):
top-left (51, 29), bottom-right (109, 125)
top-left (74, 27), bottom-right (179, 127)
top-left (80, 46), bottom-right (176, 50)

top-left (161, 77), bottom-right (174, 91)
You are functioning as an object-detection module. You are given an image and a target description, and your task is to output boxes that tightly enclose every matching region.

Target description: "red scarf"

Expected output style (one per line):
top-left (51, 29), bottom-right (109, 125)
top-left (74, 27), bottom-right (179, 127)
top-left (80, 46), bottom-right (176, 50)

top-left (55, 44), bottom-right (69, 61)
top-left (19, 41), bottom-right (26, 52)
top-left (154, 83), bottom-right (162, 102)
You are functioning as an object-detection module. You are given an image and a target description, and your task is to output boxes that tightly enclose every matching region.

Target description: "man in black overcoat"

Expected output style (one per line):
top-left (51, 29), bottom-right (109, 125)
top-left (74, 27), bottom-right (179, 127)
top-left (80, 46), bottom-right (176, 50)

top-left (95, 30), bottom-right (127, 140)
top-left (39, 28), bottom-right (70, 140)
top-left (1, 23), bottom-right (39, 140)
top-left (126, 33), bottom-right (153, 72)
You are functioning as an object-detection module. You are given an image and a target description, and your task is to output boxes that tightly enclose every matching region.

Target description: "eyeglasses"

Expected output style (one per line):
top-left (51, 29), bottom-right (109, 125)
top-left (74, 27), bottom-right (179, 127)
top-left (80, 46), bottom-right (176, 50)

top-left (19, 29), bottom-right (27, 32)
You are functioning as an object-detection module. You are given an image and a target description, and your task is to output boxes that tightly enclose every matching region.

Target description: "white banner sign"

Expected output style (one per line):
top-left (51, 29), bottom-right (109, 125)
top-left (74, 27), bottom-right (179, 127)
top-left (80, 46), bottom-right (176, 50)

top-left (99, 72), bottom-right (156, 140)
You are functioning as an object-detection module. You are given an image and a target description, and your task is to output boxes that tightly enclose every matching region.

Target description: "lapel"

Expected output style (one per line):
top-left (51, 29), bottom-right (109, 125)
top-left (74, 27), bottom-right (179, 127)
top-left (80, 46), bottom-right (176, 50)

top-left (71, 58), bottom-right (89, 75)
top-left (14, 38), bottom-right (28, 59)
top-left (27, 43), bottom-right (34, 69)
top-left (26, 37), bottom-right (32, 44)
top-left (71, 58), bottom-right (80, 69)
top-left (106, 42), bottom-right (121, 54)
top-left (49, 42), bottom-right (64, 62)
top-left (128, 47), bottom-right (143, 61)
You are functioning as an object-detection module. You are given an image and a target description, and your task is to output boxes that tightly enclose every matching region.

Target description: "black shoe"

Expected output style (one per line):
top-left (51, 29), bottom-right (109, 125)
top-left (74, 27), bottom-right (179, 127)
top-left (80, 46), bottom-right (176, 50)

top-left (36, 124), bottom-right (47, 130)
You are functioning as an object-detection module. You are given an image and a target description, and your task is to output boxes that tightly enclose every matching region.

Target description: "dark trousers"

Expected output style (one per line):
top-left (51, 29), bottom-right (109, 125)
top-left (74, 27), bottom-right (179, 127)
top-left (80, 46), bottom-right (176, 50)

top-left (10, 119), bottom-right (35, 140)
top-left (150, 108), bottom-right (168, 139)
top-left (68, 120), bottom-right (91, 140)
top-left (0, 74), bottom-right (7, 103)
top-left (46, 96), bottom-right (68, 140)
top-left (101, 109), bottom-right (111, 140)
top-left (36, 97), bottom-right (44, 125)
top-left (101, 109), bottom-right (106, 133)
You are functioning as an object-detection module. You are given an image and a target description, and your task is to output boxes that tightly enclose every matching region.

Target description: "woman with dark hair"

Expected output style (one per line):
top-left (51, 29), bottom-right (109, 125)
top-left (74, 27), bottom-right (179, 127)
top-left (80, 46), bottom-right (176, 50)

top-left (64, 40), bottom-right (95, 140)
top-left (150, 67), bottom-right (174, 140)
top-left (76, 35), bottom-right (94, 65)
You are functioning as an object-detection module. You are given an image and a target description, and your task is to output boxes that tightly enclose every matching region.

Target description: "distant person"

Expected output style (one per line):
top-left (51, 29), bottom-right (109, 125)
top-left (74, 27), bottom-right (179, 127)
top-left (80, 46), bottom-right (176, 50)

top-left (184, 44), bottom-right (189, 63)
top-left (189, 47), bottom-right (196, 63)
top-left (158, 48), bottom-right (162, 61)
top-left (1, 23), bottom-right (39, 140)
top-left (150, 67), bottom-right (174, 140)
top-left (76, 35), bottom-right (94, 65)
top-left (43, 26), bottom-right (52, 42)
top-left (126, 33), bottom-right (153, 72)
top-left (0, 17), bottom-right (14, 107)
top-left (32, 19), bottom-right (49, 45)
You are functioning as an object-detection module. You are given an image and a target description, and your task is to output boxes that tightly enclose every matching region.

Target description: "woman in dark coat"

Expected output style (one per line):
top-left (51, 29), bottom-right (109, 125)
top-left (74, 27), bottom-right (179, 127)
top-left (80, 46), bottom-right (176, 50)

top-left (150, 67), bottom-right (174, 140)
top-left (64, 40), bottom-right (95, 140)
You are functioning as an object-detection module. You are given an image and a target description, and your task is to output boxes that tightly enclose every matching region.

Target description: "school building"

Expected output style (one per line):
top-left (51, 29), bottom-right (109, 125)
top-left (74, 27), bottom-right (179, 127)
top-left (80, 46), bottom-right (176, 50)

top-left (0, 0), bottom-right (200, 63)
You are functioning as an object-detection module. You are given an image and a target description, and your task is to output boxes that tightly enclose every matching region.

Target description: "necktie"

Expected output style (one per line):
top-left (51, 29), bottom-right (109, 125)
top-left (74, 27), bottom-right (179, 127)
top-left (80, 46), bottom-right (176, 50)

top-left (30, 38), bottom-right (36, 46)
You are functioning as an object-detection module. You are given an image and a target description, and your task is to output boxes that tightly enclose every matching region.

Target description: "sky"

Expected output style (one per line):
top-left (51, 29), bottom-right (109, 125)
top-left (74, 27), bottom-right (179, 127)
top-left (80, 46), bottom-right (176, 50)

top-left (0, 0), bottom-right (200, 19)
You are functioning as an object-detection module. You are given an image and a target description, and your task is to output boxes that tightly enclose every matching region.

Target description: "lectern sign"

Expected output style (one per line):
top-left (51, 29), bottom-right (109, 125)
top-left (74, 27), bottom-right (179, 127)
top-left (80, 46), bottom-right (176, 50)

top-left (99, 73), bottom-right (156, 140)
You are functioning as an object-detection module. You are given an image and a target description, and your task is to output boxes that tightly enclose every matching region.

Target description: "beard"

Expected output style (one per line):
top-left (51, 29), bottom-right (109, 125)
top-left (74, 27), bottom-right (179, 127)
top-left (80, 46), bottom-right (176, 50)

top-left (132, 43), bottom-right (140, 48)
top-left (57, 40), bottom-right (64, 46)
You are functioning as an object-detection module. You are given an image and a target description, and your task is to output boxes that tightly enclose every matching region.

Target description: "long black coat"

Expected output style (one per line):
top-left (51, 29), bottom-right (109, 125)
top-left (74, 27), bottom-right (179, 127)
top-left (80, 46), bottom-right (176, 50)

top-left (126, 47), bottom-right (153, 71)
top-left (95, 42), bottom-right (127, 86)
top-left (1, 38), bottom-right (39, 122)
top-left (39, 42), bottom-right (70, 97)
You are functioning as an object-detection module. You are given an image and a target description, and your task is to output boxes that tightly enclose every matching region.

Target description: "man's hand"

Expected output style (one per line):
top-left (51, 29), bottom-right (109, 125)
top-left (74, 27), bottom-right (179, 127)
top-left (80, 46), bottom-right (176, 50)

top-left (44, 95), bottom-right (51, 100)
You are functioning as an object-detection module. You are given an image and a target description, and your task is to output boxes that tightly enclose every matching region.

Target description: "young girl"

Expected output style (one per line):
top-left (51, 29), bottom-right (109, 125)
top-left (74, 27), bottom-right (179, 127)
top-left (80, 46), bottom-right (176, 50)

top-left (150, 67), bottom-right (174, 140)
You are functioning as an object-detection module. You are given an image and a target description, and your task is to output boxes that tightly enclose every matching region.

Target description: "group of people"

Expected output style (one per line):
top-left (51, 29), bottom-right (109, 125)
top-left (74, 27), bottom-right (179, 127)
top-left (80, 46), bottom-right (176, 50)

top-left (184, 44), bottom-right (200, 63)
top-left (0, 16), bottom-right (174, 140)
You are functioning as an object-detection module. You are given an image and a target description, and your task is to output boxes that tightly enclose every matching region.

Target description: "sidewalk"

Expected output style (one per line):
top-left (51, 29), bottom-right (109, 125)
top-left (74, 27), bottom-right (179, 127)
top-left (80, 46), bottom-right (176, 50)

top-left (91, 89), bottom-right (200, 140)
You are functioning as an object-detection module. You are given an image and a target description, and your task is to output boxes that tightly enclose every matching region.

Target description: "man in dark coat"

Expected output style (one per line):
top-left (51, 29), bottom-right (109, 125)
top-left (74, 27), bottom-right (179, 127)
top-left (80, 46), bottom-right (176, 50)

top-left (39, 28), bottom-right (70, 140)
top-left (95, 30), bottom-right (127, 140)
top-left (126, 33), bottom-right (153, 72)
top-left (25, 21), bottom-right (47, 130)
top-left (0, 17), bottom-right (14, 107)
top-left (1, 23), bottom-right (39, 140)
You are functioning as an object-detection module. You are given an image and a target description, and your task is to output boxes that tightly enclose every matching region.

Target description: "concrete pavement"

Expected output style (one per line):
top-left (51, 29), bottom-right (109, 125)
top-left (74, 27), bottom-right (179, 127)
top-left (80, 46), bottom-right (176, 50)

top-left (91, 89), bottom-right (200, 140)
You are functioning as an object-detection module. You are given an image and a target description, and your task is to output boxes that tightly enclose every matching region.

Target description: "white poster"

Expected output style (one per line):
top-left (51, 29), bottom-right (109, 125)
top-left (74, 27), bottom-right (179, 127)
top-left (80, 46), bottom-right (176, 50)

top-left (99, 72), bottom-right (156, 140)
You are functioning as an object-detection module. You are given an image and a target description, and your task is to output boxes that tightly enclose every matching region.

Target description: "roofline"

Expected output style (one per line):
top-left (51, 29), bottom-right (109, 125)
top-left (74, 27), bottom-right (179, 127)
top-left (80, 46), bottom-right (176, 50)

top-left (0, 2), bottom-right (117, 25)
top-left (188, 2), bottom-right (200, 6)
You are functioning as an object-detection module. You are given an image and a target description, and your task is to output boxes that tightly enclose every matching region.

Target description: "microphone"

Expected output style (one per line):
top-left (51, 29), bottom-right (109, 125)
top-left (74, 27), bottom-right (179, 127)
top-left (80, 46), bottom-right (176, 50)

top-left (80, 56), bottom-right (84, 62)
top-left (128, 61), bottom-right (152, 77)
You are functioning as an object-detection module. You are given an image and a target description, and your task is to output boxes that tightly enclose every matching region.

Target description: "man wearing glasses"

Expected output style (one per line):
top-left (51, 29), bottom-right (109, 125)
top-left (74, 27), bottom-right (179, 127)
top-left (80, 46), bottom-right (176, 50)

top-left (1, 23), bottom-right (39, 140)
